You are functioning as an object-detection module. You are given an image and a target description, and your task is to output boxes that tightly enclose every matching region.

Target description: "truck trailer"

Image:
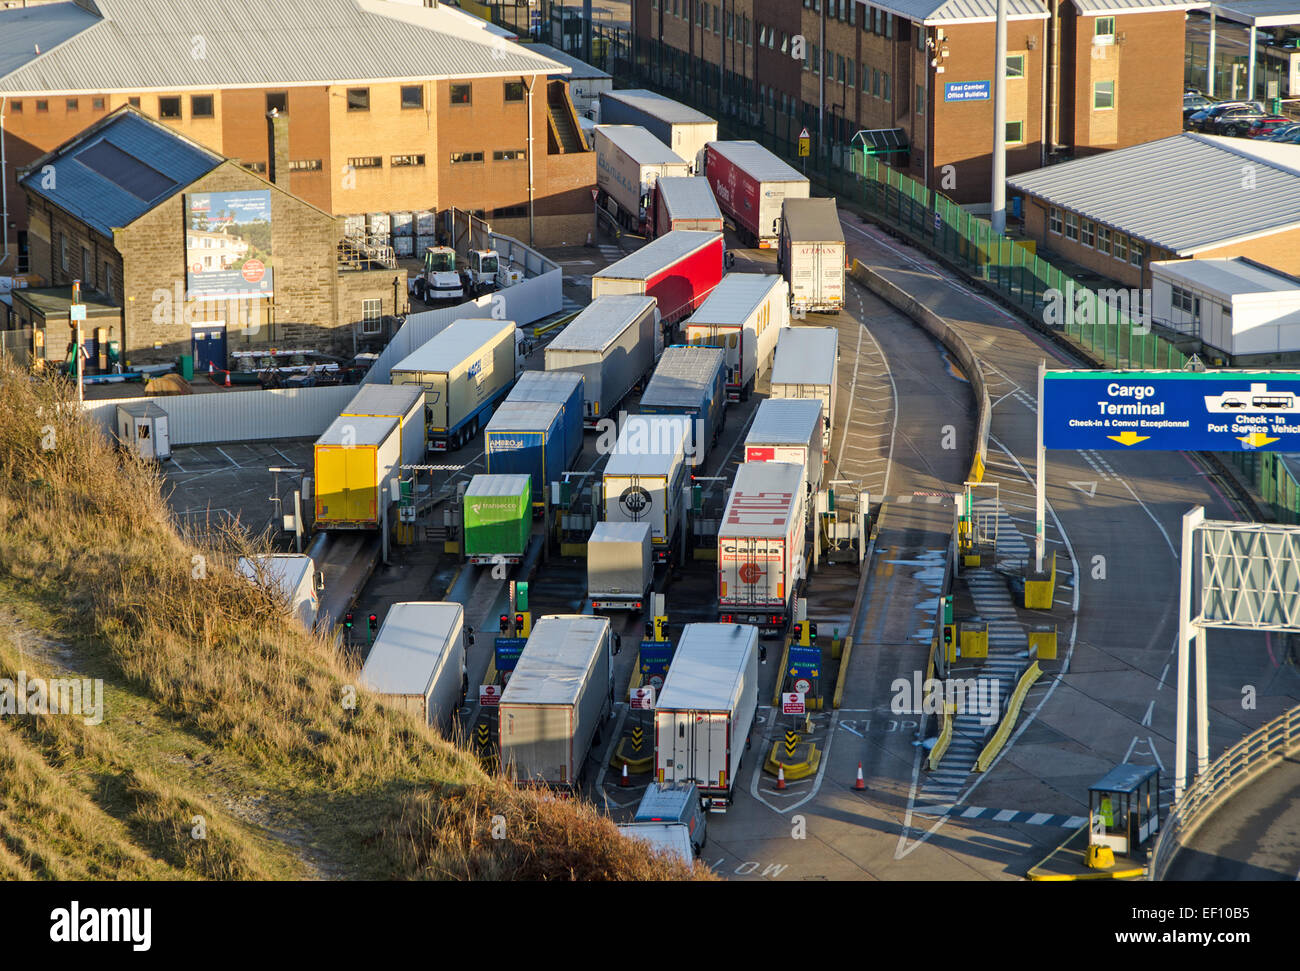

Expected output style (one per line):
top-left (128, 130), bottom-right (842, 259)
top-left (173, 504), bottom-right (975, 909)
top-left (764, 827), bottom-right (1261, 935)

top-left (592, 230), bottom-right (724, 331)
top-left (602, 415), bottom-right (689, 564)
top-left (358, 602), bottom-right (469, 733)
top-left (683, 272), bottom-right (790, 401)
top-left (638, 344), bottom-right (727, 464)
top-left (507, 370), bottom-right (585, 471)
top-left (484, 400), bottom-right (571, 500)
top-left (236, 554), bottom-right (323, 631)
top-left (717, 461), bottom-right (808, 634)
top-left (389, 318), bottom-right (518, 451)
top-left (545, 295), bottom-right (661, 428)
top-left (498, 614), bottom-right (618, 789)
top-left (654, 622), bottom-right (759, 811)
top-left (651, 176), bottom-right (724, 237)
top-left (703, 141), bottom-right (810, 248)
top-left (587, 520), bottom-right (654, 612)
top-left (779, 197), bottom-right (846, 315)
top-left (599, 89), bottom-right (718, 174)
top-left (463, 473), bottom-right (532, 566)
top-left (340, 383), bottom-right (426, 469)
top-left (744, 397), bottom-right (825, 494)
top-left (594, 124), bottom-right (690, 233)
top-left (313, 414), bottom-right (401, 530)
top-left (769, 326), bottom-right (838, 453)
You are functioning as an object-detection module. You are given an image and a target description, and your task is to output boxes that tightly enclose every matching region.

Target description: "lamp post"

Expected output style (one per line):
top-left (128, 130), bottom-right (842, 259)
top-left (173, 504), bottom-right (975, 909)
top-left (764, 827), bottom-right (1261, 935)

top-left (990, 0), bottom-right (1008, 235)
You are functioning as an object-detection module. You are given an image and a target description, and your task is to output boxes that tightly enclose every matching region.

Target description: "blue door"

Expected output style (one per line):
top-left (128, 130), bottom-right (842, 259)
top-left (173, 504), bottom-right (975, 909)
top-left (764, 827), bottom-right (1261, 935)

top-left (192, 324), bottom-right (227, 373)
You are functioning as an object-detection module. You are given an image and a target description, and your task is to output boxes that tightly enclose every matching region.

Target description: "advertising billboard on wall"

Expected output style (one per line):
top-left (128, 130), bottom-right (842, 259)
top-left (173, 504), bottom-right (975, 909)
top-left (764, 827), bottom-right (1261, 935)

top-left (185, 191), bottom-right (274, 301)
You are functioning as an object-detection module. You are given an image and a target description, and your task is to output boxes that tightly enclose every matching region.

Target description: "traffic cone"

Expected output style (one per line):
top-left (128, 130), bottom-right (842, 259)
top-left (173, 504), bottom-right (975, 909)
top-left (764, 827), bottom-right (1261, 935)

top-left (619, 763), bottom-right (629, 788)
top-left (854, 762), bottom-right (866, 791)
top-left (224, 369), bottom-right (231, 388)
top-left (775, 767), bottom-right (786, 791)
top-left (207, 361), bottom-right (214, 376)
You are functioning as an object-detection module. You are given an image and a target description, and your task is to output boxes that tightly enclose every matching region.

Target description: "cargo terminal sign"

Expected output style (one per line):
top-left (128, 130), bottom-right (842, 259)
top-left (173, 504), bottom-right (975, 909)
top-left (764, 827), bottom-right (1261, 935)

top-left (1043, 371), bottom-right (1300, 451)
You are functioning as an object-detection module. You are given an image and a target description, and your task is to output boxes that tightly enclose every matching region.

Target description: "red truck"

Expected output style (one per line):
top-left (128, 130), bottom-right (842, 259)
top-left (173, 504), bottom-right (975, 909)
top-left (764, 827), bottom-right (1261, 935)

top-left (704, 141), bottom-right (810, 248)
top-left (591, 230), bottom-right (725, 329)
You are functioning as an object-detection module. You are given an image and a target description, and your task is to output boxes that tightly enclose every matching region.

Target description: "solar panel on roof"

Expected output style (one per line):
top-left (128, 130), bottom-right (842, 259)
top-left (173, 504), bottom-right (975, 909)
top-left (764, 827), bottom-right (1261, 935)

top-left (74, 138), bottom-right (177, 202)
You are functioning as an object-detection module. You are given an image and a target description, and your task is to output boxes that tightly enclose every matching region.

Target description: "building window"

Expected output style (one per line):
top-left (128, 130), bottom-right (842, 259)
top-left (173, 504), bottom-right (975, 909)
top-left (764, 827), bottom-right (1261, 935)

top-left (1080, 218), bottom-right (1094, 247)
top-left (158, 96), bottom-right (182, 119)
top-left (1006, 55), bottom-right (1025, 79)
top-left (401, 85), bottom-right (424, 109)
top-left (1094, 81), bottom-right (1115, 110)
top-left (916, 85), bottom-right (925, 115)
top-left (1006, 121), bottom-right (1024, 144)
top-left (347, 156), bottom-right (381, 169)
top-left (1113, 233), bottom-right (1128, 262)
top-left (811, 43), bottom-right (819, 74)
top-left (289, 158), bottom-right (323, 171)
top-left (361, 299), bottom-right (383, 335)
top-left (66, 98), bottom-right (79, 112)
top-left (1048, 206), bottom-right (1063, 235)
top-left (504, 81), bottom-right (525, 102)
top-left (266, 92), bottom-right (288, 114)
top-left (82, 247), bottom-right (90, 284)
top-left (92, 97), bottom-right (105, 111)
top-left (347, 88), bottom-right (370, 111)
top-left (128, 97), bottom-right (140, 109)
top-left (10, 101), bottom-right (20, 113)
top-left (103, 262), bottom-right (114, 298)
top-left (837, 54), bottom-right (846, 83)
top-left (450, 151), bottom-right (484, 164)
top-left (1129, 239), bottom-right (1143, 266)
top-left (493, 149), bottom-right (526, 161)
top-left (1064, 211), bottom-right (1079, 241)
top-left (59, 233), bottom-right (67, 270)
top-left (391, 154), bottom-right (426, 167)
top-left (846, 59), bottom-right (855, 89)
top-left (1095, 16), bottom-right (1115, 44)
top-left (495, 205), bottom-right (527, 219)
top-left (874, 69), bottom-right (882, 97)
top-left (883, 73), bottom-right (892, 101)
top-left (1171, 286), bottom-right (1200, 318)
top-left (450, 84), bottom-right (472, 105)
top-left (242, 161), bottom-right (267, 174)
top-left (917, 24), bottom-right (926, 51)
top-left (36, 99), bottom-right (48, 113)
top-left (1096, 225), bottom-right (1111, 255)
top-left (191, 95), bottom-right (214, 118)
top-left (886, 12), bottom-right (893, 37)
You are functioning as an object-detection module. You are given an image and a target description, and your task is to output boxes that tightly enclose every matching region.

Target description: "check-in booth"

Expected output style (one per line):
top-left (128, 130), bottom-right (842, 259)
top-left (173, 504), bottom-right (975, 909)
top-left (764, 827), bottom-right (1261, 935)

top-left (1088, 763), bottom-right (1160, 856)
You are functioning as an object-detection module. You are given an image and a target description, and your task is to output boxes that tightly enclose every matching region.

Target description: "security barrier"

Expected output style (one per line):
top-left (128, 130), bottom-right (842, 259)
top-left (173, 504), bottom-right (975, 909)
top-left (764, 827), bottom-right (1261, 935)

top-left (929, 702), bottom-right (955, 772)
top-left (1024, 551), bottom-right (1057, 610)
top-left (974, 661), bottom-right (1042, 772)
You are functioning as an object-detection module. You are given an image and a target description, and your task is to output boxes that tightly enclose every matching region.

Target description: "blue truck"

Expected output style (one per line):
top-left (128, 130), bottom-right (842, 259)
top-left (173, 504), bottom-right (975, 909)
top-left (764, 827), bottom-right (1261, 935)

top-left (484, 400), bottom-right (572, 502)
top-left (638, 344), bottom-right (727, 465)
top-left (506, 370), bottom-right (585, 471)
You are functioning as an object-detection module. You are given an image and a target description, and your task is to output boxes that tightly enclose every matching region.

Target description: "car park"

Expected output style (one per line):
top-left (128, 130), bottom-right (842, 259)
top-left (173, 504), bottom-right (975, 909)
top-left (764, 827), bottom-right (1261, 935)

top-left (1188, 101), bottom-right (1263, 132)
top-left (1242, 116), bottom-right (1295, 138)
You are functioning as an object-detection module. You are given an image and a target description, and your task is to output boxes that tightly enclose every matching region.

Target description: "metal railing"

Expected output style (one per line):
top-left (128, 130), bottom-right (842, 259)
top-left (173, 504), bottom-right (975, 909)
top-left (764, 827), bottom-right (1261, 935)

top-left (1149, 703), bottom-right (1300, 880)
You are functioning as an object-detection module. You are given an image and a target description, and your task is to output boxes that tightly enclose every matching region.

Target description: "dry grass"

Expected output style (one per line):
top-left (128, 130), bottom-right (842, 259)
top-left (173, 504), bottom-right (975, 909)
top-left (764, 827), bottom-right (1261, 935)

top-left (0, 358), bottom-right (709, 881)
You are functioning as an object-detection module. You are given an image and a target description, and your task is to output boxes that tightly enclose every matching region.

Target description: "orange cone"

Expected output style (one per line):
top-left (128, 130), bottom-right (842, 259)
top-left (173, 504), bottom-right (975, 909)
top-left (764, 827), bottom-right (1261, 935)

top-left (224, 370), bottom-right (231, 388)
top-left (207, 361), bottom-right (214, 376)
top-left (775, 767), bottom-right (786, 791)
top-left (854, 762), bottom-right (866, 791)
top-left (619, 762), bottom-right (629, 787)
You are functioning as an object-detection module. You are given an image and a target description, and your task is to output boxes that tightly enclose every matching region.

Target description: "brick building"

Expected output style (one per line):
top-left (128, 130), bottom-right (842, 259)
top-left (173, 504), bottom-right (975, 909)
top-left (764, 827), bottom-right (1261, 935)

top-left (14, 107), bottom-right (402, 369)
top-left (631, 0), bottom-right (1199, 206)
top-left (0, 0), bottom-right (595, 273)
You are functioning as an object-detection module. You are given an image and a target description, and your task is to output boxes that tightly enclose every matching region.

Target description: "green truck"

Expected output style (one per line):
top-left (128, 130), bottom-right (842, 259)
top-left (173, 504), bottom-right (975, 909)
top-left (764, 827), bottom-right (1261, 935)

top-left (463, 474), bottom-right (532, 566)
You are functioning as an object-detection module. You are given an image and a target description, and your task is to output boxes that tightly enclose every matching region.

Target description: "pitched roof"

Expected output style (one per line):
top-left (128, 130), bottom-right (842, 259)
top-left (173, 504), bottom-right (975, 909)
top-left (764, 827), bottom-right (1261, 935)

top-left (1069, 0), bottom-right (1207, 13)
top-left (19, 107), bottom-right (222, 237)
top-left (872, 0), bottom-right (1048, 24)
top-left (1007, 133), bottom-right (1300, 255)
top-left (0, 0), bottom-right (567, 96)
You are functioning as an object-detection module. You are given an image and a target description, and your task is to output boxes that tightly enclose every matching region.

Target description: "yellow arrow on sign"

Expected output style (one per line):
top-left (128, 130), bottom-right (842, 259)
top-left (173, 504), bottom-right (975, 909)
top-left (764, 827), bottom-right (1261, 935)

top-left (1238, 431), bottom-right (1280, 448)
top-left (1107, 431), bottom-right (1150, 446)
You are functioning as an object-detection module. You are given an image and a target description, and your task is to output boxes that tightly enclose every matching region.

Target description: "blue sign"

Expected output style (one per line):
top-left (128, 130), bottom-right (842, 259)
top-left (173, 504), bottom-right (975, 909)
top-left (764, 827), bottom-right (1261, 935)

top-left (640, 640), bottom-right (675, 684)
top-left (1044, 371), bottom-right (1300, 452)
top-left (944, 80), bottom-right (991, 102)
top-left (788, 643), bottom-right (821, 678)
top-left (494, 637), bottom-right (527, 672)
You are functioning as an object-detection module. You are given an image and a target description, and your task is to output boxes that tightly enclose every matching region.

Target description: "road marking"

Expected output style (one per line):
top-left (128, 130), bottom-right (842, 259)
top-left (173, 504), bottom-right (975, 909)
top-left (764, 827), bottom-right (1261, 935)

top-left (1157, 663), bottom-right (1170, 690)
top-left (214, 446), bottom-right (242, 469)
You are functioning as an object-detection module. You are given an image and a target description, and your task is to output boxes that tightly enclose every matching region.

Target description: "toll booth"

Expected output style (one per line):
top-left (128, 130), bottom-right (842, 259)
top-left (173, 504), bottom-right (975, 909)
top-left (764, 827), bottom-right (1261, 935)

top-left (1088, 763), bottom-right (1160, 857)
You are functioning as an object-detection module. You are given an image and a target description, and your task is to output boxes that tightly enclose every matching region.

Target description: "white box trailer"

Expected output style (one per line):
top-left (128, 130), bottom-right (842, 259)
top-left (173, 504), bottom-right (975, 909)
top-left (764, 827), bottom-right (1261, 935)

top-left (236, 554), bottom-right (323, 631)
top-left (683, 272), bottom-right (790, 401)
top-left (717, 462), bottom-right (807, 633)
top-left (744, 397), bottom-right (825, 493)
top-left (599, 89), bottom-right (718, 174)
top-left (652, 176), bottom-right (724, 237)
top-left (340, 383), bottom-right (426, 468)
top-left (389, 318), bottom-right (518, 451)
top-left (770, 326), bottom-right (838, 452)
top-left (654, 622), bottom-right (759, 810)
top-left (359, 602), bottom-right (469, 733)
top-left (545, 295), bottom-right (661, 428)
top-left (603, 415), bottom-right (689, 564)
top-left (114, 401), bottom-right (171, 461)
top-left (498, 615), bottom-right (617, 789)
top-left (616, 823), bottom-right (694, 864)
top-left (588, 520), bottom-right (654, 612)
top-left (594, 125), bottom-right (690, 233)
top-left (779, 197), bottom-right (846, 315)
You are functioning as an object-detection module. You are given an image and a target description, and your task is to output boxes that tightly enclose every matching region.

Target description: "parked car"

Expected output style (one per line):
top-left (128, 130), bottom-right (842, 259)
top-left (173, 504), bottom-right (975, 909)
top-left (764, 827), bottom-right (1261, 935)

top-left (1183, 94), bottom-right (1215, 116)
top-left (1265, 123), bottom-right (1300, 141)
top-left (1242, 116), bottom-right (1295, 138)
top-left (1188, 101), bottom-right (1264, 132)
top-left (1209, 105), bottom-right (1273, 135)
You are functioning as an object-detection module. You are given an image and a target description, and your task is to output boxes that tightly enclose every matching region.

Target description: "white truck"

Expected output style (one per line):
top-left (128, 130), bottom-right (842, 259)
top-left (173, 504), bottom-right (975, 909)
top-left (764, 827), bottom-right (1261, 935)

top-left (769, 326), bottom-right (838, 453)
top-left (616, 823), bottom-right (694, 865)
top-left (652, 177), bottom-right (724, 237)
top-left (498, 614), bottom-right (619, 790)
top-left (779, 197), bottom-right (846, 315)
top-left (464, 248), bottom-right (523, 296)
top-left (602, 415), bottom-right (689, 565)
top-left (654, 622), bottom-right (759, 812)
top-left (683, 272), bottom-right (790, 402)
top-left (588, 521), bottom-right (654, 612)
top-left (358, 602), bottom-right (470, 733)
top-left (595, 124), bottom-right (690, 233)
top-left (599, 89), bottom-right (718, 175)
top-left (236, 554), bottom-right (323, 631)
top-left (544, 295), bottom-right (661, 428)
top-left (717, 462), bottom-right (808, 634)
top-left (744, 397), bottom-right (825, 493)
top-left (410, 245), bottom-right (464, 303)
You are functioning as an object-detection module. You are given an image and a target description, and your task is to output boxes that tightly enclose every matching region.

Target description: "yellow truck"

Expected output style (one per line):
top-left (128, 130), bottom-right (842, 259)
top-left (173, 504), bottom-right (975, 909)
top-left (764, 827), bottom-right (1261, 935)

top-left (313, 413), bottom-right (402, 530)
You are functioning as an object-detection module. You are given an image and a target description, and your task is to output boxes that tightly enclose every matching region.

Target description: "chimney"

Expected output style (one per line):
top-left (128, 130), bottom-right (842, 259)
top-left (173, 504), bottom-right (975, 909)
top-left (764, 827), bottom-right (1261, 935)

top-left (266, 108), bottom-right (290, 188)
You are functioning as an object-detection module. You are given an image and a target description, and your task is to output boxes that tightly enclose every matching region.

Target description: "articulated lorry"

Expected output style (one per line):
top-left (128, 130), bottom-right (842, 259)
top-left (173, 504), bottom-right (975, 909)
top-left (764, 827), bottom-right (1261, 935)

top-left (602, 415), bottom-right (689, 565)
top-left (507, 370), bottom-right (585, 471)
top-left (703, 141), bottom-right (810, 248)
top-left (587, 520), bottom-right (654, 612)
top-left (683, 272), bottom-right (789, 402)
top-left (236, 554), bottom-right (323, 631)
top-left (599, 89), bottom-right (717, 173)
top-left (463, 473), bottom-right (532, 567)
top-left (769, 326), bottom-right (838, 453)
top-left (744, 397), bottom-right (825, 494)
top-left (484, 400), bottom-right (575, 500)
top-left (359, 602), bottom-right (470, 733)
top-left (313, 414), bottom-right (401, 530)
top-left (651, 176), bottom-right (724, 237)
top-left (638, 344), bottom-right (727, 463)
top-left (545, 295), bottom-right (661, 429)
top-left (592, 230), bottom-right (724, 331)
top-left (595, 124), bottom-right (690, 234)
top-left (779, 197), bottom-right (846, 315)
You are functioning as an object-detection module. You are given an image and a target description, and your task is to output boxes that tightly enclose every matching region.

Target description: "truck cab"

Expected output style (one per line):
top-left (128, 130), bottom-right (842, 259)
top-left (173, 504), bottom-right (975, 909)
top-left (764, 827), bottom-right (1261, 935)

top-left (412, 246), bottom-right (464, 304)
top-left (466, 249), bottom-right (523, 295)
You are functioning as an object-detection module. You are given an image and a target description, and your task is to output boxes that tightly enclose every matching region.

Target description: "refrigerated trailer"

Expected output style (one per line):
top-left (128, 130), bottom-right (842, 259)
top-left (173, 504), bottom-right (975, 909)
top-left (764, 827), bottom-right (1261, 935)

top-left (359, 602), bottom-right (469, 733)
top-left (498, 615), bottom-right (618, 789)
top-left (654, 622), bottom-right (759, 811)
top-left (779, 197), bottom-right (846, 315)
top-left (340, 383), bottom-right (426, 469)
top-left (313, 414), bottom-right (400, 530)
top-left (717, 462), bottom-right (808, 634)
top-left (587, 521), bottom-right (654, 612)
top-left (389, 318), bottom-right (518, 451)
top-left (463, 474), bottom-right (532, 566)
top-left (599, 89), bottom-right (718, 174)
top-left (703, 141), bottom-right (810, 248)
top-left (603, 415), bottom-right (689, 564)
top-left (651, 176), bottom-right (724, 237)
top-left (594, 125), bottom-right (690, 233)
top-left (683, 272), bottom-right (790, 401)
top-left (744, 397), bottom-right (825, 493)
top-left (770, 326), bottom-right (838, 453)
top-left (638, 344), bottom-right (727, 464)
top-left (592, 230), bottom-right (724, 330)
top-left (545, 295), bottom-right (661, 428)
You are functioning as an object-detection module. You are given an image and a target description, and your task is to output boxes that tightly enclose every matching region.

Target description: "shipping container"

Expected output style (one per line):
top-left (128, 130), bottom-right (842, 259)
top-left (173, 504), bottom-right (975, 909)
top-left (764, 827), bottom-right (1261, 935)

top-left (744, 397), bottom-right (825, 493)
top-left (507, 369), bottom-right (585, 470)
top-left (704, 141), bottom-right (810, 248)
top-left (770, 326), bottom-right (838, 452)
top-left (588, 521), bottom-right (653, 611)
top-left (359, 602), bottom-right (468, 733)
top-left (592, 230), bottom-right (724, 329)
top-left (599, 89), bottom-right (718, 174)
top-left (654, 622), bottom-right (759, 810)
top-left (594, 125), bottom-right (690, 233)
top-left (389, 318), bottom-right (518, 451)
top-left (779, 197), bottom-right (846, 314)
top-left (463, 474), bottom-right (532, 565)
top-left (651, 176), bottom-right (724, 237)
top-left (236, 554), bottom-right (322, 631)
top-left (313, 413), bottom-right (401, 530)
top-left (616, 823), bottom-right (695, 864)
top-left (484, 400), bottom-right (569, 499)
top-left (340, 383), bottom-right (426, 469)
top-left (638, 344), bottom-right (727, 463)
top-left (603, 415), bottom-right (690, 563)
top-left (634, 781), bottom-right (707, 854)
top-left (717, 462), bottom-right (807, 633)
top-left (545, 295), bottom-right (661, 427)
top-left (683, 272), bottom-right (790, 401)
top-left (499, 615), bottom-right (617, 789)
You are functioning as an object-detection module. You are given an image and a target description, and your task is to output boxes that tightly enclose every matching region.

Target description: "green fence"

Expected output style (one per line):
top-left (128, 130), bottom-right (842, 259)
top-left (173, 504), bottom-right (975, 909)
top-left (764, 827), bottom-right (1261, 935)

top-left (1224, 452), bottom-right (1300, 524)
